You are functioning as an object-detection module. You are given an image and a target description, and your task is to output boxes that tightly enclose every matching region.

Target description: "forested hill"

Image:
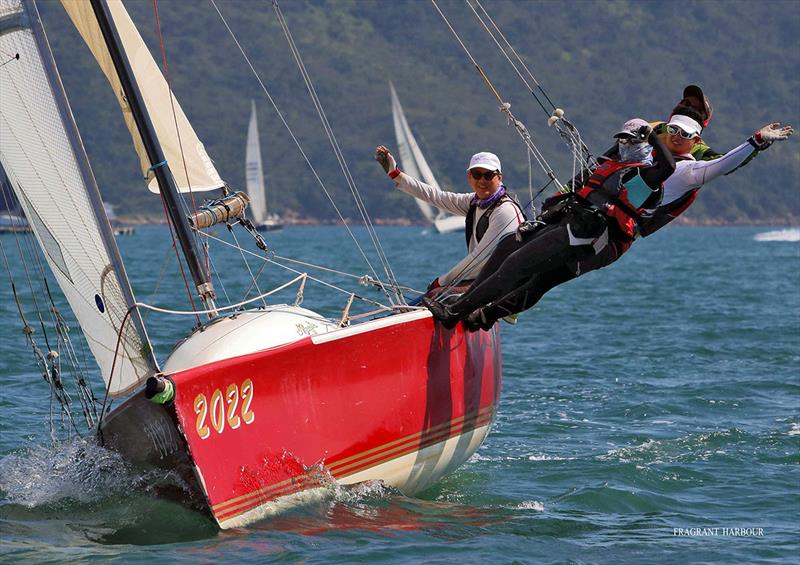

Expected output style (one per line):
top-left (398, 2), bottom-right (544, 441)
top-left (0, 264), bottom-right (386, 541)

top-left (37, 0), bottom-right (800, 224)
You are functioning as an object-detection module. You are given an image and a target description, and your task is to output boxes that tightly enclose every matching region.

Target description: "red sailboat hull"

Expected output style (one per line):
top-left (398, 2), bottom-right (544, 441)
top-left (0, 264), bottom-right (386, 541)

top-left (165, 311), bottom-right (501, 528)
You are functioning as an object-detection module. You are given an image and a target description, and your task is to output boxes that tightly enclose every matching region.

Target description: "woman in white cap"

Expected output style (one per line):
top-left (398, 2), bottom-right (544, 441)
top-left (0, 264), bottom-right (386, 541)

top-left (375, 146), bottom-right (523, 291)
top-left (639, 117), bottom-right (793, 235)
top-left (423, 119), bottom-right (675, 329)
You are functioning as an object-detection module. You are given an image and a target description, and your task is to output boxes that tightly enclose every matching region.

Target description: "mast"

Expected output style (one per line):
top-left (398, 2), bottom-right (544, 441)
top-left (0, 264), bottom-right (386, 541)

top-left (88, 0), bottom-right (216, 316)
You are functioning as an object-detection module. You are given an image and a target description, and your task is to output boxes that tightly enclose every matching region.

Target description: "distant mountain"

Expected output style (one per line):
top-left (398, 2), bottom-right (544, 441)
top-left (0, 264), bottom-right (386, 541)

top-left (37, 0), bottom-right (800, 224)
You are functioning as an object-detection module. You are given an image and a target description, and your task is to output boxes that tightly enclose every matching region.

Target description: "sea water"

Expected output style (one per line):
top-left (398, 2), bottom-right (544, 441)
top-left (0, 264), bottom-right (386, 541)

top-left (1, 225), bottom-right (798, 563)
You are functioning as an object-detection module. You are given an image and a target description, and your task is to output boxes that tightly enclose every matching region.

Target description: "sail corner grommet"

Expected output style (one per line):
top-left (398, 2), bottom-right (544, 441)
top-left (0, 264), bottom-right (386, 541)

top-left (145, 374), bottom-right (174, 405)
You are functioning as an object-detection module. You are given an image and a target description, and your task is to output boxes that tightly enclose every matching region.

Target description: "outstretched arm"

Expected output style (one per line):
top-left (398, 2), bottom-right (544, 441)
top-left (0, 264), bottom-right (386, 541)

top-left (681, 123), bottom-right (793, 188)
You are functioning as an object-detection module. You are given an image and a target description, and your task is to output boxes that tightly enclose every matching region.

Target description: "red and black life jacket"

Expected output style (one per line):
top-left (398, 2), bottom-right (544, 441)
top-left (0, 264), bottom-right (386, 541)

top-left (464, 195), bottom-right (523, 249)
top-left (576, 159), bottom-right (646, 239)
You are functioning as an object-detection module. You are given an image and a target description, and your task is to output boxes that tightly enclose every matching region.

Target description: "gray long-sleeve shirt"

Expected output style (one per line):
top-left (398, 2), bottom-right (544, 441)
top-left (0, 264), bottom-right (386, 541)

top-left (394, 172), bottom-right (522, 285)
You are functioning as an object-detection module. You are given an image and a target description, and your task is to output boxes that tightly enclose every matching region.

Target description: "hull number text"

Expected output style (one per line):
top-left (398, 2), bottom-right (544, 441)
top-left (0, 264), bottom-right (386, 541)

top-left (194, 379), bottom-right (255, 439)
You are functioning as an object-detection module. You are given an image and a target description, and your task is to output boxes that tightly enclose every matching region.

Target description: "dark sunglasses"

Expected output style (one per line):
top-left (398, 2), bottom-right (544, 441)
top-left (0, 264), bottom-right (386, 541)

top-left (470, 170), bottom-right (499, 181)
top-left (667, 124), bottom-right (696, 140)
top-left (617, 137), bottom-right (645, 146)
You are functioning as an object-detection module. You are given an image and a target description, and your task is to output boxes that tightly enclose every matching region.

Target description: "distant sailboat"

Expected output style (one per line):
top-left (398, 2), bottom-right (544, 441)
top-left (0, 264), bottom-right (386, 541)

top-left (390, 83), bottom-right (463, 234)
top-left (246, 100), bottom-right (282, 231)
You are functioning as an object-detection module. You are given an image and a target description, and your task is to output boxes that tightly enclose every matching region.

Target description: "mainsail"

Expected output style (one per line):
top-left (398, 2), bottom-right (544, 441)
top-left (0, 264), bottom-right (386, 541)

top-left (0, 0), bottom-right (157, 396)
top-left (390, 83), bottom-right (439, 223)
top-left (60, 0), bottom-right (224, 194)
top-left (245, 100), bottom-right (267, 225)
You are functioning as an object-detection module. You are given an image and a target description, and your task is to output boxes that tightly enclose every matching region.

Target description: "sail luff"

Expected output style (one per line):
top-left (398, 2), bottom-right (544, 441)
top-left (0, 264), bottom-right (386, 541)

top-left (245, 100), bottom-right (267, 224)
top-left (390, 83), bottom-right (437, 224)
top-left (60, 0), bottom-right (224, 194)
top-left (86, 0), bottom-right (216, 315)
top-left (1, 0), bottom-right (157, 396)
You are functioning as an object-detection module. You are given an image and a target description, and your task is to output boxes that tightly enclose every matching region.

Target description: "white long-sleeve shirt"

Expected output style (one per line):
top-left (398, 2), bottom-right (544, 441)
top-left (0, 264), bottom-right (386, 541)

top-left (395, 172), bottom-right (522, 285)
top-left (658, 141), bottom-right (757, 207)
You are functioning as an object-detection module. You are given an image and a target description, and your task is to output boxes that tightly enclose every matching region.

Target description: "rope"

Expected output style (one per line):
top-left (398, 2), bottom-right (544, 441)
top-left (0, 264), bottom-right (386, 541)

top-left (151, 0), bottom-right (212, 278)
top-left (195, 226), bottom-right (392, 310)
top-left (271, 1), bottom-right (404, 306)
top-left (429, 0), bottom-right (562, 190)
top-left (228, 223), bottom-right (267, 308)
top-left (209, 0), bottom-right (397, 306)
top-left (466, 0), bottom-right (596, 172)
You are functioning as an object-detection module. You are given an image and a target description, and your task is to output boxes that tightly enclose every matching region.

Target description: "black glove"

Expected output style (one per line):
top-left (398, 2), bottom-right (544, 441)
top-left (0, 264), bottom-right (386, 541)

top-left (635, 124), bottom-right (653, 142)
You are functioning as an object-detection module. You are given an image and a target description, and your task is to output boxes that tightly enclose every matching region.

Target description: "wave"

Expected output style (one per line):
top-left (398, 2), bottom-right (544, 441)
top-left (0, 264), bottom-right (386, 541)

top-left (753, 228), bottom-right (800, 242)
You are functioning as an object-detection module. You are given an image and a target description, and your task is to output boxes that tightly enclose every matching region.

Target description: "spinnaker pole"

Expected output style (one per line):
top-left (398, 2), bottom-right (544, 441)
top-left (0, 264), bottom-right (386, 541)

top-left (88, 0), bottom-right (217, 316)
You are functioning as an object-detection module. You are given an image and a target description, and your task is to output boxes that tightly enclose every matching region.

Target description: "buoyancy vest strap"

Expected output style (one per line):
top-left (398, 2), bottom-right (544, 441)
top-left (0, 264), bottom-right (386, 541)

top-left (465, 194), bottom-right (523, 248)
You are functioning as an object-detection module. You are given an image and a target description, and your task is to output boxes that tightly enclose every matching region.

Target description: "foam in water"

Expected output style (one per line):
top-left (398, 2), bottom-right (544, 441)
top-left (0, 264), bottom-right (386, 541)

top-left (0, 438), bottom-right (163, 508)
top-left (516, 500), bottom-right (545, 511)
top-left (753, 228), bottom-right (800, 242)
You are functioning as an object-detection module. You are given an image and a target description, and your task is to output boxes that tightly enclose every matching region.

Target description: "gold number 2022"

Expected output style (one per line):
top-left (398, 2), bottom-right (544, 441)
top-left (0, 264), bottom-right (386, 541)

top-left (194, 378), bottom-right (255, 439)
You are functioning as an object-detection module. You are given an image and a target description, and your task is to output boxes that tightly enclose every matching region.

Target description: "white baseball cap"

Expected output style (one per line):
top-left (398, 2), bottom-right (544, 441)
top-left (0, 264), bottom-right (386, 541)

top-left (614, 118), bottom-right (650, 139)
top-left (467, 152), bottom-right (502, 172)
top-left (666, 114), bottom-right (702, 137)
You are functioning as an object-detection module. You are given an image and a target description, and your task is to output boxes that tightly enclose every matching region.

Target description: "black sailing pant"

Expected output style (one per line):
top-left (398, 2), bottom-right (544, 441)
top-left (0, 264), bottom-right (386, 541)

top-left (475, 236), bottom-right (629, 324)
top-left (447, 207), bottom-right (610, 319)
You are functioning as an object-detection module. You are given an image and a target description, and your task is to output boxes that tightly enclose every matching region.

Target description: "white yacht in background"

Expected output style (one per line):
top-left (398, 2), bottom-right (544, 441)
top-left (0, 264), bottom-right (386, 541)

top-left (246, 100), bottom-right (282, 231)
top-left (390, 83), bottom-right (462, 234)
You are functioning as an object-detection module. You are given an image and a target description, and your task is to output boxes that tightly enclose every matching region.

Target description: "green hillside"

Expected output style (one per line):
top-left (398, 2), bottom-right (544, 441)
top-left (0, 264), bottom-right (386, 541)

top-left (37, 0), bottom-right (800, 224)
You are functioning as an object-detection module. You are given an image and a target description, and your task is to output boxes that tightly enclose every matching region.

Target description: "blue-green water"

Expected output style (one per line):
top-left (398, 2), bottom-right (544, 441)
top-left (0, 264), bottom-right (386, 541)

top-left (1, 225), bottom-right (798, 563)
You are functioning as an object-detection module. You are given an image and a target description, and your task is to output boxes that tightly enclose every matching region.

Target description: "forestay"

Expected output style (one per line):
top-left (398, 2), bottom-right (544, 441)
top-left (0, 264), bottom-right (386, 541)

top-left (0, 0), bottom-right (157, 396)
top-left (60, 0), bottom-right (224, 194)
top-left (245, 99), bottom-right (267, 224)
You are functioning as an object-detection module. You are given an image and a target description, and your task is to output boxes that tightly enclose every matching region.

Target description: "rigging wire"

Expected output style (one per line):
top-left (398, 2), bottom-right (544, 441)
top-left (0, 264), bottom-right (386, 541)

top-left (208, 0), bottom-right (398, 305)
top-left (465, 0), bottom-right (596, 172)
top-left (271, 0), bottom-right (404, 305)
top-left (228, 223), bottom-right (268, 308)
top-left (195, 225), bottom-right (396, 310)
top-left (429, 0), bottom-right (562, 191)
top-left (150, 0), bottom-right (213, 281)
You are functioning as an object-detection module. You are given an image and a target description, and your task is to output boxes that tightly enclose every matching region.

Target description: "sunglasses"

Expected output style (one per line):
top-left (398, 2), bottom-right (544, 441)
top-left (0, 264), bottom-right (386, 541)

top-left (667, 124), bottom-right (697, 140)
top-left (617, 137), bottom-right (645, 146)
top-left (470, 170), bottom-right (499, 181)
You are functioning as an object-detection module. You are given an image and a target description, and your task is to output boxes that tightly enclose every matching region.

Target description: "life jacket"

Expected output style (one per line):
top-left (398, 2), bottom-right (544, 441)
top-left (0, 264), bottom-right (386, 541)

top-left (576, 159), bottom-right (647, 239)
top-left (464, 194), bottom-right (523, 249)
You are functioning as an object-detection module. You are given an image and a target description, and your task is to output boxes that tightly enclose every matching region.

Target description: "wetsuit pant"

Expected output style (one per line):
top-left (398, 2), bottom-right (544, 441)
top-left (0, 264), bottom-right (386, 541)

top-left (475, 237), bottom-right (632, 325)
top-left (446, 207), bottom-right (607, 319)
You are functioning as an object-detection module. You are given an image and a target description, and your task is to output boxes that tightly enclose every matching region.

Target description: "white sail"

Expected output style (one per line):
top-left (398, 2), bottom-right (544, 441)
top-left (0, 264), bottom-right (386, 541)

top-left (390, 83), bottom-right (438, 224)
top-left (0, 0), bottom-right (157, 396)
top-left (245, 100), bottom-right (267, 224)
top-left (60, 0), bottom-right (224, 194)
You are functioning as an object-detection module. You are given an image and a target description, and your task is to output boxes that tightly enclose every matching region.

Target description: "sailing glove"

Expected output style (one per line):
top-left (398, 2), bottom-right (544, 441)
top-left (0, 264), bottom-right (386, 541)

top-left (750, 123), bottom-right (794, 150)
top-left (635, 124), bottom-right (653, 142)
top-left (375, 146), bottom-right (398, 176)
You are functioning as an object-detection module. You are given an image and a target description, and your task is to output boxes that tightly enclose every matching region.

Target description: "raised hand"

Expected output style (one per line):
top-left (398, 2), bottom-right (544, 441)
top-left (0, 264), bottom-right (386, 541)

top-left (756, 123), bottom-right (794, 144)
top-left (374, 145), bottom-right (397, 175)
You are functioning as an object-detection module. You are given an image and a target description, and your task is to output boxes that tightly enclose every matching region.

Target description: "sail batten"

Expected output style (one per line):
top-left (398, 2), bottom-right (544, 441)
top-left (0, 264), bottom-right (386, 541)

top-left (60, 0), bottom-right (223, 195)
top-left (1, 0), bottom-right (157, 396)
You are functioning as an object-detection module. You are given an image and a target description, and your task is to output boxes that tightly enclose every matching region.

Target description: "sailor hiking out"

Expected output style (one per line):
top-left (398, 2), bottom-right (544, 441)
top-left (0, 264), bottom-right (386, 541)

top-left (424, 118), bottom-right (676, 330)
